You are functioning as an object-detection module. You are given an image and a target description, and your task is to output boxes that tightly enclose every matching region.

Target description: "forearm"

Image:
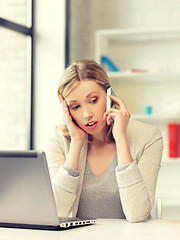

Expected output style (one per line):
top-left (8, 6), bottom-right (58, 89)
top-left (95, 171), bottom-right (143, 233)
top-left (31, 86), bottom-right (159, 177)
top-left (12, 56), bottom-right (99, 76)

top-left (120, 181), bottom-right (152, 222)
top-left (115, 127), bottom-right (163, 222)
top-left (46, 136), bottom-right (80, 217)
top-left (116, 161), bottom-right (152, 222)
top-left (52, 166), bottom-right (80, 217)
top-left (64, 140), bottom-right (83, 170)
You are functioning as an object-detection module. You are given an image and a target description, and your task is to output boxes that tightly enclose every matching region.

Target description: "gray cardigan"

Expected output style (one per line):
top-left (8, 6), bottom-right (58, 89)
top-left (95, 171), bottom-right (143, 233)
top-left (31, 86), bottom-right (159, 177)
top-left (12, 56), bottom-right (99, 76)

top-left (46, 119), bottom-right (163, 222)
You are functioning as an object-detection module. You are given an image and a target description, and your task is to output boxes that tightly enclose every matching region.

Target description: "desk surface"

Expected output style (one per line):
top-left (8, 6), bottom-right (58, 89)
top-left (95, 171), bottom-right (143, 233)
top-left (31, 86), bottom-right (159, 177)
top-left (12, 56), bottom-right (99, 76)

top-left (1, 219), bottom-right (180, 240)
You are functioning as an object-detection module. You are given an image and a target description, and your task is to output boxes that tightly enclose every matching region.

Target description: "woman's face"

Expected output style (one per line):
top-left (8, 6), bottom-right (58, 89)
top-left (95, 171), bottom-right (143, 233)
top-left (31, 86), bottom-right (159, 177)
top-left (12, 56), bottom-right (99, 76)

top-left (65, 80), bottom-right (107, 136)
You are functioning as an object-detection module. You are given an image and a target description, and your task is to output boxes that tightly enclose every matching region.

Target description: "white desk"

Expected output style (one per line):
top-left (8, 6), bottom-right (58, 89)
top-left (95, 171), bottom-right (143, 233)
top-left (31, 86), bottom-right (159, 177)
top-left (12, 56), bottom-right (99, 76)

top-left (0, 219), bottom-right (180, 240)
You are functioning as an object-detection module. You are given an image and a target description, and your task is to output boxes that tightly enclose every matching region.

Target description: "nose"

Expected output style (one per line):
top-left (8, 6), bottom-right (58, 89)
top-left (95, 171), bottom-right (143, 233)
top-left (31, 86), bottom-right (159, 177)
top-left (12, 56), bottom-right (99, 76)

top-left (83, 107), bottom-right (93, 120)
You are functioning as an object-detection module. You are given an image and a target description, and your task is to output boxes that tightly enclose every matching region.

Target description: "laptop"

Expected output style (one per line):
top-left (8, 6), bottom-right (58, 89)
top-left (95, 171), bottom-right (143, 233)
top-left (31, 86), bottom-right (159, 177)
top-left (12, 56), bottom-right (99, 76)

top-left (0, 150), bottom-right (96, 230)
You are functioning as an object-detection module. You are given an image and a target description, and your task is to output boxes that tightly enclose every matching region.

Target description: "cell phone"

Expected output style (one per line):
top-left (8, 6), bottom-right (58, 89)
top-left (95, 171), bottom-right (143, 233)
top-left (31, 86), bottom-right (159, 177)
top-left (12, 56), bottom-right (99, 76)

top-left (106, 87), bottom-right (115, 123)
top-left (106, 87), bottom-right (115, 111)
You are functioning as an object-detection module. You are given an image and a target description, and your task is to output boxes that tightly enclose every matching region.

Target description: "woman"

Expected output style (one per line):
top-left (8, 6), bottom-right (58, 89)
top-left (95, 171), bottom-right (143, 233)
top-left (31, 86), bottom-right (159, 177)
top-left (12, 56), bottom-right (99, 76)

top-left (46, 59), bottom-right (163, 223)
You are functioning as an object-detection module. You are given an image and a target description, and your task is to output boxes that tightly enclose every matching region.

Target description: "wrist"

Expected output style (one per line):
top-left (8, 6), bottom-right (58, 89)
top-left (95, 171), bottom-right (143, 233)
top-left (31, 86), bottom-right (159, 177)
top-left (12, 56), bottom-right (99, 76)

top-left (114, 132), bottom-right (127, 144)
top-left (65, 141), bottom-right (83, 170)
top-left (71, 138), bottom-right (84, 148)
top-left (115, 135), bottom-right (133, 166)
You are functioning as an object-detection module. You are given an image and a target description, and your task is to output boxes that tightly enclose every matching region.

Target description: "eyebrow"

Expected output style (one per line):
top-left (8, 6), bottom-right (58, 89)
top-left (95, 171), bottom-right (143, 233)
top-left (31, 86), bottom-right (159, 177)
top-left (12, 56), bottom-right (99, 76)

top-left (67, 92), bottom-right (97, 103)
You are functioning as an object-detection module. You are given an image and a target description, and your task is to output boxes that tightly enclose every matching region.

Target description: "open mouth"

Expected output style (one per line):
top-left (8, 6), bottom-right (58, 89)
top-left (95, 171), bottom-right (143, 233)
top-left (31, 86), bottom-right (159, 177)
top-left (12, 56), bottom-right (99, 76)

top-left (85, 121), bottom-right (98, 129)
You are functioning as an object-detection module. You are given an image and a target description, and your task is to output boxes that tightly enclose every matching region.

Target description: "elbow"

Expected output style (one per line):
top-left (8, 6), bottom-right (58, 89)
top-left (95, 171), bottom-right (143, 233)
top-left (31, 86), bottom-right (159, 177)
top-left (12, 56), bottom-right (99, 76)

top-left (125, 205), bottom-right (151, 223)
top-left (126, 214), bottom-right (149, 223)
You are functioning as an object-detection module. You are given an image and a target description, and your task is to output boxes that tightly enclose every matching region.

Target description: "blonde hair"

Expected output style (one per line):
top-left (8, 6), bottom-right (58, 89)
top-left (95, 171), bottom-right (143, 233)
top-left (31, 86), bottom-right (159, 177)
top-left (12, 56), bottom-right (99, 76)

top-left (58, 59), bottom-right (114, 143)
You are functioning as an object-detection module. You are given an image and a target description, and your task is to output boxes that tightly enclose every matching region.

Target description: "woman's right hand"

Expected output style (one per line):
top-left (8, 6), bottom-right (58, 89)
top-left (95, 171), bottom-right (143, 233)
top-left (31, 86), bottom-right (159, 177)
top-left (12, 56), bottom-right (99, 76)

top-left (59, 94), bottom-right (87, 146)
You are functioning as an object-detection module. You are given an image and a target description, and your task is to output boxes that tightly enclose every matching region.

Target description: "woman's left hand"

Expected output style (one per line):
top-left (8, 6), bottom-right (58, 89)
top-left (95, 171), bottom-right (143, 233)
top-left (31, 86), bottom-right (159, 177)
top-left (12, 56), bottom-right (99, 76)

top-left (103, 95), bottom-right (131, 141)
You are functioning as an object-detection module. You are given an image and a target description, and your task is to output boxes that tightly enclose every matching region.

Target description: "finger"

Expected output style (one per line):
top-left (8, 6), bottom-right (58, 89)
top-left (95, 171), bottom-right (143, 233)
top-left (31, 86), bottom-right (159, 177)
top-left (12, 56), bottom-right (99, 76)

top-left (106, 113), bottom-right (115, 125)
top-left (110, 95), bottom-right (128, 111)
top-left (64, 112), bottom-right (72, 125)
top-left (104, 108), bottom-right (119, 119)
top-left (61, 101), bottom-right (66, 115)
top-left (104, 109), bottom-right (116, 123)
top-left (109, 95), bottom-right (121, 110)
top-left (103, 110), bottom-right (111, 121)
top-left (106, 114), bottom-right (111, 125)
top-left (63, 100), bottom-right (70, 114)
top-left (58, 93), bottom-right (64, 104)
top-left (119, 99), bottom-right (128, 111)
top-left (103, 111), bottom-right (108, 120)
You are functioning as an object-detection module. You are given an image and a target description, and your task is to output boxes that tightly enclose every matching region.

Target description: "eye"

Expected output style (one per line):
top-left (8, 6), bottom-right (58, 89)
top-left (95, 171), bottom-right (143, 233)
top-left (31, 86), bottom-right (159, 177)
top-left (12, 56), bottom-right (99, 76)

top-left (90, 98), bottom-right (98, 104)
top-left (71, 105), bottom-right (80, 110)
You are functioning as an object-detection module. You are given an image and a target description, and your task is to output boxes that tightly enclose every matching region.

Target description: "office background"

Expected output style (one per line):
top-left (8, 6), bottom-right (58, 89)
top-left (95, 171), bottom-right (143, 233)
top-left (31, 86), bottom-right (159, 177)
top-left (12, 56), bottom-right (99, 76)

top-left (1, 0), bottom-right (180, 151)
top-left (1, 0), bottom-right (180, 219)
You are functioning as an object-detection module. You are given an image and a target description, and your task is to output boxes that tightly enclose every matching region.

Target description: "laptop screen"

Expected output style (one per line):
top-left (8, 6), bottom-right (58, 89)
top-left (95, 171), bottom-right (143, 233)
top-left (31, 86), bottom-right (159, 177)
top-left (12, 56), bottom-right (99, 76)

top-left (0, 151), bottom-right (59, 226)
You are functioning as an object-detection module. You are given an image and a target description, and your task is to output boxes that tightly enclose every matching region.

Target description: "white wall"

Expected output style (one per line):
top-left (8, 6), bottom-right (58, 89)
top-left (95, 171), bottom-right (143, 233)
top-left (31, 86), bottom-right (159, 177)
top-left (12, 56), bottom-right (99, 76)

top-left (34, 0), bottom-right (65, 150)
top-left (69, 0), bottom-right (180, 219)
top-left (69, 0), bottom-right (180, 61)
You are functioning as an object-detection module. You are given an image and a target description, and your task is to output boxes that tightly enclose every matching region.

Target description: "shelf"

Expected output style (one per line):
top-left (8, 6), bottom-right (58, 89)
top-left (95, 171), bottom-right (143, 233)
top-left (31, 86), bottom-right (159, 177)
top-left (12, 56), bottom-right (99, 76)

top-left (162, 158), bottom-right (180, 163)
top-left (132, 115), bottom-right (180, 122)
top-left (107, 71), bottom-right (180, 81)
top-left (96, 28), bottom-right (180, 43)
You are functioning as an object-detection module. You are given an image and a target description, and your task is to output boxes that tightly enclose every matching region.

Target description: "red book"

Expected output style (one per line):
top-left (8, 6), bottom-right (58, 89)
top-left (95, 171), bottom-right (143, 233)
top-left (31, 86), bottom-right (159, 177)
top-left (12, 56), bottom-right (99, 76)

top-left (168, 123), bottom-right (179, 158)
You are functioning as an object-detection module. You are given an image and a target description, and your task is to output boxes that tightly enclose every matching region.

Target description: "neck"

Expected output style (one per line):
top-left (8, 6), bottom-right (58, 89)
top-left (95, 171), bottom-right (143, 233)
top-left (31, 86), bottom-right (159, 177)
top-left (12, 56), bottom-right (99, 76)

top-left (89, 126), bottom-right (112, 147)
top-left (91, 138), bottom-right (106, 147)
top-left (88, 135), bottom-right (115, 155)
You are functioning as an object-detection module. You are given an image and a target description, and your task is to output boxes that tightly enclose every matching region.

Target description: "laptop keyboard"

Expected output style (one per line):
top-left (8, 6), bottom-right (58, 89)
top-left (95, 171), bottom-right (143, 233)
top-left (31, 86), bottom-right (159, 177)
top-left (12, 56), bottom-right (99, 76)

top-left (58, 217), bottom-right (81, 222)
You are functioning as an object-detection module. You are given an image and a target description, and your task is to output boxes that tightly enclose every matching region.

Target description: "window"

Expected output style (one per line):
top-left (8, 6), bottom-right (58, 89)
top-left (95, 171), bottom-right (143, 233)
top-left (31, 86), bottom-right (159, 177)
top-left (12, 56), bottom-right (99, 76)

top-left (0, 0), bottom-right (33, 150)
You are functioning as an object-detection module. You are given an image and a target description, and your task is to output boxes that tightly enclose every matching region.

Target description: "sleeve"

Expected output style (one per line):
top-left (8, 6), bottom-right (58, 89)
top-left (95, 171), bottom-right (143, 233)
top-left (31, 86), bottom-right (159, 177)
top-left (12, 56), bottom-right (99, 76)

top-left (115, 126), bottom-right (163, 223)
top-left (46, 126), bottom-right (80, 217)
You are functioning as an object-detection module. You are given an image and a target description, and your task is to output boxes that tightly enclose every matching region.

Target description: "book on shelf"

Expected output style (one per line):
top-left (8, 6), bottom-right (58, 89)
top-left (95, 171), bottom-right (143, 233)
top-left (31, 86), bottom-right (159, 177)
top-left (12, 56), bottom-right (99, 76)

top-left (101, 56), bottom-right (119, 72)
top-left (168, 123), bottom-right (179, 158)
